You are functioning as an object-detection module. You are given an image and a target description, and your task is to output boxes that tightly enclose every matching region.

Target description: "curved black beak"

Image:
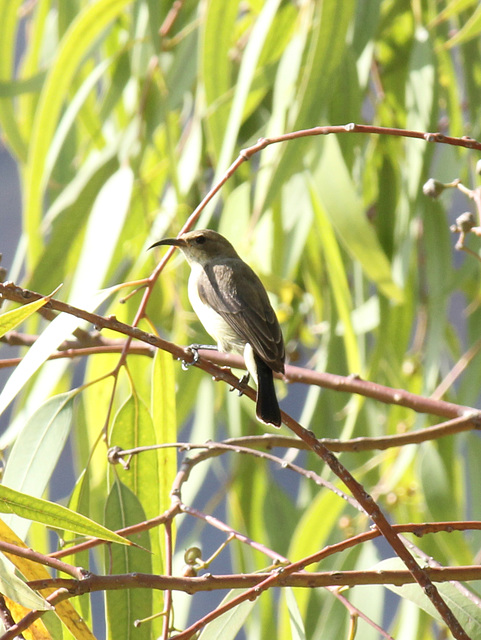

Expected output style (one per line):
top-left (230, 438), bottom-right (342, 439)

top-left (148, 237), bottom-right (186, 251)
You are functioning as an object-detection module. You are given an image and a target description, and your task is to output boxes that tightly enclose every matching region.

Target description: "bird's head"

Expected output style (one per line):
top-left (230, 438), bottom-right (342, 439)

top-left (149, 229), bottom-right (240, 265)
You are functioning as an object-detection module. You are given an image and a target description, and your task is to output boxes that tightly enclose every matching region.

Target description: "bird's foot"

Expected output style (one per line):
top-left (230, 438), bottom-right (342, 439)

top-left (229, 372), bottom-right (250, 396)
top-left (181, 344), bottom-right (217, 370)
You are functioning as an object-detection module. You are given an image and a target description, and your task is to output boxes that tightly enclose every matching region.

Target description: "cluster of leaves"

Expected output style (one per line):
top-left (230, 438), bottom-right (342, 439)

top-left (1, 0), bottom-right (481, 639)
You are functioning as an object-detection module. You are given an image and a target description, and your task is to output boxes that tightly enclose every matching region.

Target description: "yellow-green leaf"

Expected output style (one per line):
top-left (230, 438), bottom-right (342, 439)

top-left (0, 485), bottom-right (131, 546)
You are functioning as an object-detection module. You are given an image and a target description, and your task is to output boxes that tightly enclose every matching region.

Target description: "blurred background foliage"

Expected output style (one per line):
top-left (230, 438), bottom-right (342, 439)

top-left (1, 0), bottom-right (481, 638)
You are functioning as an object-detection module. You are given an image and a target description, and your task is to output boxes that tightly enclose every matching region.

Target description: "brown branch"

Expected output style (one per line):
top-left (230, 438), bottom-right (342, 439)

top-left (113, 412), bottom-right (479, 459)
top-left (0, 540), bottom-right (85, 579)
top-left (1, 283), bottom-right (480, 425)
top-left (10, 562), bottom-right (481, 640)
top-left (113, 439), bottom-right (358, 511)
top-left (8, 520), bottom-right (480, 640)
top-left (280, 417), bottom-right (470, 640)
top-left (0, 595), bottom-right (25, 639)
top-left (0, 343), bottom-right (153, 369)
top-left (159, 0), bottom-right (186, 37)
top-left (24, 565), bottom-right (481, 596)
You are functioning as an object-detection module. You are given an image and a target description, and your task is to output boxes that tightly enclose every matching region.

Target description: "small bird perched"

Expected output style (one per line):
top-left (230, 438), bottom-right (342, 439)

top-left (150, 229), bottom-right (285, 427)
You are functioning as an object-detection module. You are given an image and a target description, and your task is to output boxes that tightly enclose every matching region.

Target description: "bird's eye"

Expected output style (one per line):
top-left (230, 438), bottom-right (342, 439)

top-left (195, 236), bottom-right (206, 245)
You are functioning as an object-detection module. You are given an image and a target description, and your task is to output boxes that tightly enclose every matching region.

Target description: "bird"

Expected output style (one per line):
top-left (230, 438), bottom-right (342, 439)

top-left (149, 229), bottom-right (285, 427)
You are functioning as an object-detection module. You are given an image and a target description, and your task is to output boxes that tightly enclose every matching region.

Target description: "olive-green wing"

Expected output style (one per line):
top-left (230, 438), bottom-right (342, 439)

top-left (197, 260), bottom-right (284, 372)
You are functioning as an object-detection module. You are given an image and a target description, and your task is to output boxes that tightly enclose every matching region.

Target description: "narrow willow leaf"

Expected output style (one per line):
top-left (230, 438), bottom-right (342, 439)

top-left (24, 0), bottom-right (135, 265)
top-left (201, 0), bottom-right (240, 159)
top-left (202, 0), bottom-right (282, 225)
top-left (0, 518), bottom-right (97, 639)
top-left (0, 485), bottom-right (131, 546)
top-left (419, 443), bottom-right (456, 522)
top-left (2, 392), bottom-right (75, 536)
top-left (0, 285), bottom-right (117, 429)
top-left (110, 394), bottom-right (161, 521)
top-left (285, 588), bottom-right (307, 640)
top-left (0, 72), bottom-right (46, 97)
top-left (287, 491), bottom-right (346, 620)
top-left (66, 469), bottom-right (92, 629)
top-left (45, 57), bottom-right (112, 181)
top-left (0, 553), bottom-right (52, 611)
top-left (444, 3), bottom-right (481, 47)
top-left (431, 0), bottom-right (480, 25)
top-left (199, 590), bottom-right (257, 640)
top-left (69, 165), bottom-right (134, 302)
top-left (372, 557), bottom-right (481, 638)
top-left (0, 0), bottom-right (27, 160)
top-left (405, 27), bottom-right (436, 200)
top-left (260, 0), bottom-right (355, 212)
top-left (314, 136), bottom-right (404, 302)
top-left (104, 481), bottom-right (151, 640)
top-left (30, 147), bottom-right (119, 295)
top-left (152, 349), bottom-right (177, 516)
top-left (0, 293), bottom-right (52, 338)
top-left (308, 178), bottom-right (362, 373)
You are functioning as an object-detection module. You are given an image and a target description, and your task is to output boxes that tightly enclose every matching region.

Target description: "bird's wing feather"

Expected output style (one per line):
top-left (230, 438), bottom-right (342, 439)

top-left (197, 260), bottom-right (285, 372)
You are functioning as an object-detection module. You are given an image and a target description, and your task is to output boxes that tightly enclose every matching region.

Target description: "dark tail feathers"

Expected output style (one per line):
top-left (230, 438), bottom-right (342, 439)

top-left (254, 354), bottom-right (281, 427)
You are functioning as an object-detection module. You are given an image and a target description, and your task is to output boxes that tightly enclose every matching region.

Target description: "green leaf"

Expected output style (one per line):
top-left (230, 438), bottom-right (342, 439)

top-left (287, 490), bottom-right (347, 621)
top-left (104, 481), bottom-right (152, 640)
top-left (68, 165), bottom-right (134, 302)
top-left (0, 485), bottom-right (131, 546)
top-left (445, 3), bottom-right (481, 47)
top-left (66, 469), bottom-right (92, 628)
top-left (0, 72), bottom-right (46, 97)
top-left (419, 443), bottom-right (456, 522)
top-left (314, 136), bottom-right (404, 302)
top-left (199, 590), bottom-right (257, 640)
top-left (29, 147), bottom-right (119, 295)
top-left (431, 0), bottom-right (480, 25)
top-left (2, 392), bottom-right (75, 534)
top-left (201, 0), bottom-right (240, 159)
top-left (0, 0), bottom-right (27, 160)
top-left (152, 349), bottom-right (177, 515)
top-left (373, 557), bottom-right (481, 637)
top-left (24, 0), bottom-right (135, 266)
top-left (308, 178), bottom-right (362, 373)
top-left (260, 0), bottom-right (356, 211)
top-left (0, 286), bottom-right (117, 428)
top-left (285, 587), bottom-right (307, 640)
top-left (0, 553), bottom-right (52, 611)
top-left (45, 57), bottom-right (113, 182)
top-left (0, 294), bottom-right (52, 338)
top-left (110, 394), bottom-right (161, 521)
top-left (201, 0), bottom-right (283, 225)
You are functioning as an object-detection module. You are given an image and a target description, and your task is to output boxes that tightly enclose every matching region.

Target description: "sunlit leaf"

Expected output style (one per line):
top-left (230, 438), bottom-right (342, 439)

top-left (0, 485), bottom-right (131, 546)
top-left (0, 553), bottom-right (51, 611)
top-left (199, 590), bottom-right (257, 640)
top-left (24, 0), bottom-right (135, 265)
top-left (373, 557), bottom-right (481, 638)
top-left (104, 481), bottom-right (151, 640)
top-left (0, 294), bottom-right (52, 339)
top-left (0, 518), bottom-right (96, 639)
